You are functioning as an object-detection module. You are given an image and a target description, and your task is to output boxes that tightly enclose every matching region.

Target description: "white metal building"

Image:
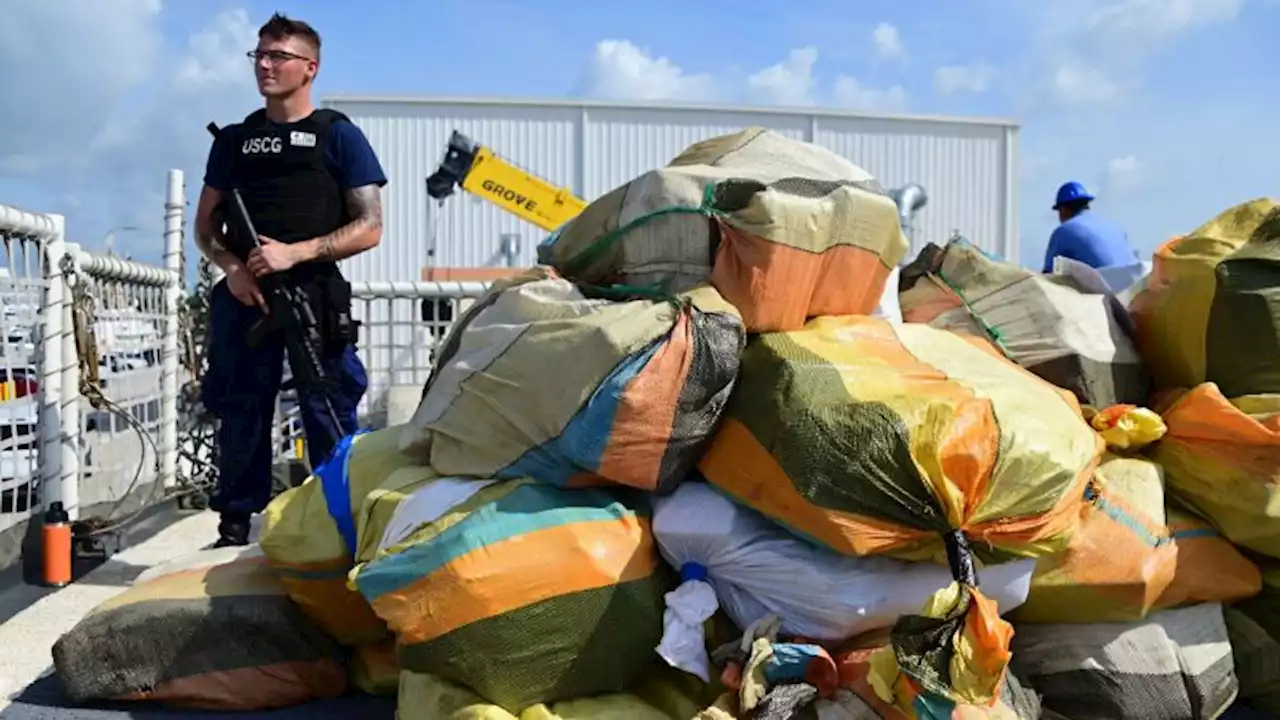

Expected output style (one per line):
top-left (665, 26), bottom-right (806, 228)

top-left (322, 96), bottom-right (1020, 283)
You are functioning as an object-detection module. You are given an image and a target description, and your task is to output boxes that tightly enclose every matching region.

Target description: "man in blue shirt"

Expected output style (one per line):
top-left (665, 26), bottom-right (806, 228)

top-left (1041, 181), bottom-right (1139, 273)
top-left (194, 13), bottom-right (387, 547)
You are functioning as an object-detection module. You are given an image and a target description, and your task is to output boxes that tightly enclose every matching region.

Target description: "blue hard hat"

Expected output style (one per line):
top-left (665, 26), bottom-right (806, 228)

top-left (1053, 181), bottom-right (1095, 209)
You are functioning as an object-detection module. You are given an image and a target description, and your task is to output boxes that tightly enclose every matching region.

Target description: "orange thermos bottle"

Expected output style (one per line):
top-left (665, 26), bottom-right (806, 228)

top-left (43, 502), bottom-right (72, 588)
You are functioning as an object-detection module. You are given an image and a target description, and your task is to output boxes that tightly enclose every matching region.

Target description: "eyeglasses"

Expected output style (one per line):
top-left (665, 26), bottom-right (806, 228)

top-left (246, 50), bottom-right (313, 65)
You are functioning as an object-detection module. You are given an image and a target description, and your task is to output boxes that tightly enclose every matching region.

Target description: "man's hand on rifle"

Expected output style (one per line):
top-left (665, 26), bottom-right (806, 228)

top-left (247, 235), bottom-right (303, 277)
top-left (226, 264), bottom-right (268, 313)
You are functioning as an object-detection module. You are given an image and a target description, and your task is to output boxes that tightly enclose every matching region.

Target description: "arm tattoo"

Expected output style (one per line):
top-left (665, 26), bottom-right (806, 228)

top-left (346, 184), bottom-right (382, 226)
top-left (195, 207), bottom-right (230, 256)
top-left (316, 184), bottom-right (383, 261)
top-left (197, 229), bottom-right (229, 255)
top-left (317, 236), bottom-right (336, 260)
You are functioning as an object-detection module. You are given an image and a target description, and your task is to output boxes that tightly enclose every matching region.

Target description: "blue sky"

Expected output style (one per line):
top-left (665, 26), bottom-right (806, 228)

top-left (1, 0), bottom-right (1277, 269)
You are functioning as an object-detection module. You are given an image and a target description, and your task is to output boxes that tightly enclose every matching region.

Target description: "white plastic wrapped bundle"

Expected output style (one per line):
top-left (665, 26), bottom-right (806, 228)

top-left (651, 482), bottom-right (1036, 679)
top-left (871, 265), bottom-right (903, 323)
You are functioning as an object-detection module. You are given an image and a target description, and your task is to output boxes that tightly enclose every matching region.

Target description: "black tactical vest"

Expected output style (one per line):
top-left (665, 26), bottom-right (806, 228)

top-left (222, 108), bottom-right (351, 279)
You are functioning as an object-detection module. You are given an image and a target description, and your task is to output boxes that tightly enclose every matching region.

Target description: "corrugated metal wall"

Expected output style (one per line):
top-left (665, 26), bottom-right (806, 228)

top-left (323, 97), bottom-right (1019, 284)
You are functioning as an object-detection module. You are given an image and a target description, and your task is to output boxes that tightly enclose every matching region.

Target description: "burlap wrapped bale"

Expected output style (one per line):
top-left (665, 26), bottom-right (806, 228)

top-left (1224, 563), bottom-right (1280, 715)
top-left (538, 127), bottom-right (908, 333)
top-left (259, 425), bottom-right (437, 646)
top-left (352, 478), bottom-right (667, 713)
top-left (400, 267), bottom-right (744, 493)
top-left (697, 315), bottom-right (1102, 718)
top-left (1011, 602), bottom-right (1239, 720)
top-left (899, 238), bottom-right (1149, 407)
top-left (1149, 383), bottom-right (1280, 560)
top-left (394, 663), bottom-right (715, 720)
top-left (1131, 197), bottom-right (1280, 394)
top-left (52, 546), bottom-right (344, 710)
top-left (698, 314), bottom-right (1102, 564)
top-left (1012, 453), bottom-right (1260, 624)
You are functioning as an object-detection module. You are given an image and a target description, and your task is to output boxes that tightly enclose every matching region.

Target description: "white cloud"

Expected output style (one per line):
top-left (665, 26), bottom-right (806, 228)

top-left (871, 22), bottom-right (906, 61)
top-left (746, 47), bottom-right (818, 106)
top-left (934, 63), bottom-right (996, 95)
top-left (100, 10), bottom-right (259, 231)
top-left (0, 0), bottom-right (163, 177)
top-left (0, 3), bottom-right (259, 260)
top-left (583, 40), bottom-right (716, 102)
top-left (1105, 154), bottom-right (1144, 190)
top-left (1051, 62), bottom-right (1124, 105)
top-left (832, 76), bottom-right (907, 112)
top-left (1087, 0), bottom-right (1242, 42)
top-left (1025, 0), bottom-right (1242, 108)
top-left (582, 41), bottom-right (904, 111)
top-left (173, 9), bottom-right (259, 91)
top-left (1107, 154), bottom-right (1142, 174)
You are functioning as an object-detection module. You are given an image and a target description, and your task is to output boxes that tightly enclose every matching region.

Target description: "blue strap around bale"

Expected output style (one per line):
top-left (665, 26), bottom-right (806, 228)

top-left (316, 430), bottom-right (370, 556)
top-left (680, 562), bottom-right (708, 583)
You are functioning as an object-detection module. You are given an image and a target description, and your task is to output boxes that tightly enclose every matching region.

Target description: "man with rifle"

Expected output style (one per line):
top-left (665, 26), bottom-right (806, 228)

top-left (194, 13), bottom-right (387, 548)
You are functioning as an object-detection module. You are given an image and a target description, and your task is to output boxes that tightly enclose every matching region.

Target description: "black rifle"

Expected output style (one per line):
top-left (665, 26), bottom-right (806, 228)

top-left (225, 188), bottom-right (346, 454)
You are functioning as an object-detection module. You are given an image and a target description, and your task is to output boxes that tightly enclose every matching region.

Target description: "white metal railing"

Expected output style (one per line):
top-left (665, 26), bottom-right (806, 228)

top-left (0, 205), bottom-right (61, 535)
top-left (0, 172), bottom-right (183, 540)
top-left (61, 230), bottom-right (184, 520)
top-left (1, 168), bottom-right (495, 543)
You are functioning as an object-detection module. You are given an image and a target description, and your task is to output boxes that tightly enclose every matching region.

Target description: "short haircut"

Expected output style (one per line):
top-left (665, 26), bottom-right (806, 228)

top-left (259, 12), bottom-right (321, 60)
top-left (1060, 198), bottom-right (1091, 215)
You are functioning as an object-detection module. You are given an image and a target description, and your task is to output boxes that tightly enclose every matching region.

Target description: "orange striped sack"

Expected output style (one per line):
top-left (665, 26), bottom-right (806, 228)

top-left (699, 314), bottom-right (1102, 565)
top-left (260, 426), bottom-right (437, 646)
top-left (1011, 453), bottom-right (1260, 624)
top-left (1149, 382), bottom-right (1280, 560)
top-left (352, 479), bottom-right (667, 713)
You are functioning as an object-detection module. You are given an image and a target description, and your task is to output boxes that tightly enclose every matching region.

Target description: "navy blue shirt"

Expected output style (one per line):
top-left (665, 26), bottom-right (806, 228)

top-left (203, 115), bottom-right (387, 192)
top-left (1042, 210), bottom-right (1138, 273)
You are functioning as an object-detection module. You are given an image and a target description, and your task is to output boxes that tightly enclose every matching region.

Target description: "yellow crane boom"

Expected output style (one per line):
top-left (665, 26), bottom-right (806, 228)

top-left (426, 129), bottom-right (930, 246)
top-left (426, 130), bottom-right (587, 232)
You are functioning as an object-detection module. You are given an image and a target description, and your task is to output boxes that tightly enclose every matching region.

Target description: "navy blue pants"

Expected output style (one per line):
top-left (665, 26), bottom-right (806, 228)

top-left (202, 279), bottom-right (367, 517)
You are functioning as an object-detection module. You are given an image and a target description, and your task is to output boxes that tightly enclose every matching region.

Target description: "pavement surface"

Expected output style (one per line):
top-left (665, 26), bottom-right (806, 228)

top-left (0, 511), bottom-right (394, 719)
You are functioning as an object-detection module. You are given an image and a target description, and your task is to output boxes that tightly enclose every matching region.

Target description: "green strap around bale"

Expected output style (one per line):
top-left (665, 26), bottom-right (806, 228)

top-left (579, 278), bottom-right (680, 307)
top-left (561, 183), bottom-right (725, 280)
top-left (933, 266), bottom-right (1010, 355)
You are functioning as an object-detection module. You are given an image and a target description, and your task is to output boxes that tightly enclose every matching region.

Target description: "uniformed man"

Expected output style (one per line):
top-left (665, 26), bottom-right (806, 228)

top-left (194, 13), bottom-right (387, 547)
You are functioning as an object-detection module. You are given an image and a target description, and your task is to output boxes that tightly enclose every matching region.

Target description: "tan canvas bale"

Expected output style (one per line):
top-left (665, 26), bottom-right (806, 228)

top-left (900, 239), bottom-right (1150, 407)
top-left (401, 267), bottom-right (744, 493)
top-left (539, 127), bottom-right (908, 332)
